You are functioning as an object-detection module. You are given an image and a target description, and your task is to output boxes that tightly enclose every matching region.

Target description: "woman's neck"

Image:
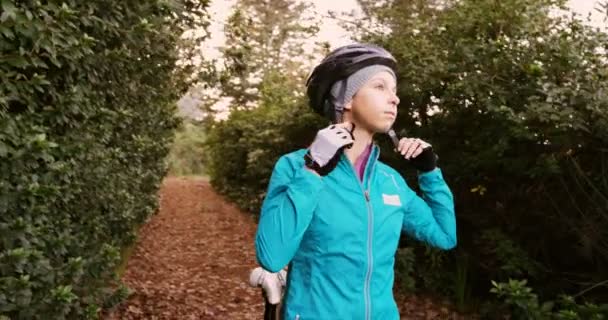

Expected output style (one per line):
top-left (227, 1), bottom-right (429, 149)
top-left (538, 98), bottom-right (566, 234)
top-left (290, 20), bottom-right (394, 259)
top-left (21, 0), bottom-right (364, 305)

top-left (344, 125), bottom-right (374, 164)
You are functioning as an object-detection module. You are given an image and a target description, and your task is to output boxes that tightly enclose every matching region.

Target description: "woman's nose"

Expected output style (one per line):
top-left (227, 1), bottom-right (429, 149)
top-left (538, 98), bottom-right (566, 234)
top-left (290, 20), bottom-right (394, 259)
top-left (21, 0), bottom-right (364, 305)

top-left (389, 92), bottom-right (400, 106)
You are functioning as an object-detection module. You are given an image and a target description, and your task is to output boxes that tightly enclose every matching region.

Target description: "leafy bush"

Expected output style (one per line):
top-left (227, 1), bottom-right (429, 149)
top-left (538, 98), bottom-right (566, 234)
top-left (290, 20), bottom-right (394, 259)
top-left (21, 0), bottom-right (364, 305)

top-left (0, 1), bottom-right (208, 318)
top-left (490, 279), bottom-right (608, 319)
top-left (358, 0), bottom-right (608, 306)
top-left (394, 247), bottom-right (416, 293)
top-left (204, 71), bottom-right (326, 213)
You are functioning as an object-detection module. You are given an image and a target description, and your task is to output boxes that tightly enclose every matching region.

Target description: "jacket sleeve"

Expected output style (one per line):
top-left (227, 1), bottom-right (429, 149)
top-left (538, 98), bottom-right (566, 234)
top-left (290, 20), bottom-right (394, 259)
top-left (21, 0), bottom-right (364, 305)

top-left (255, 154), bottom-right (325, 272)
top-left (401, 168), bottom-right (457, 250)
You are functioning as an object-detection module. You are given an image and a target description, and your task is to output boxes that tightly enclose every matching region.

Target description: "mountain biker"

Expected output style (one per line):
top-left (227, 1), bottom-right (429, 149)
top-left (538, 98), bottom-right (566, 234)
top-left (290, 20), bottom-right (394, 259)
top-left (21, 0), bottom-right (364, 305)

top-left (254, 43), bottom-right (457, 320)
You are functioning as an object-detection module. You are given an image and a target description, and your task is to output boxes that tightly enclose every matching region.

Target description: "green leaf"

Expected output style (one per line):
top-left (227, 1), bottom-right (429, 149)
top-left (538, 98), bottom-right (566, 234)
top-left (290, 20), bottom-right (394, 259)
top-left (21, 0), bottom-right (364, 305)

top-left (0, 141), bottom-right (10, 157)
top-left (541, 301), bottom-right (555, 312)
top-left (0, 26), bottom-right (14, 39)
top-left (0, 0), bottom-right (17, 23)
top-left (3, 55), bottom-right (28, 68)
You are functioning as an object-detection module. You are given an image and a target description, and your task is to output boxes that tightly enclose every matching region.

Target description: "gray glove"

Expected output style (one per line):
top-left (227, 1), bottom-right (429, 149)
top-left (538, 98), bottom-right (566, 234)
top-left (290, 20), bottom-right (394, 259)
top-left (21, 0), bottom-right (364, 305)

top-left (248, 267), bottom-right (287, 305)
top-left (304, 123), bottom-right (355, 176)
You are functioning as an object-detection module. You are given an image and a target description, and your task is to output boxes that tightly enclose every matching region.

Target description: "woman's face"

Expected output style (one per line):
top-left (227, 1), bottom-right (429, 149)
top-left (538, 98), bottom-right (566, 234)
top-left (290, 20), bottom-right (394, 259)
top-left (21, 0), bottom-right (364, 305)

top-left (346, 71), bottom-right (400, 133)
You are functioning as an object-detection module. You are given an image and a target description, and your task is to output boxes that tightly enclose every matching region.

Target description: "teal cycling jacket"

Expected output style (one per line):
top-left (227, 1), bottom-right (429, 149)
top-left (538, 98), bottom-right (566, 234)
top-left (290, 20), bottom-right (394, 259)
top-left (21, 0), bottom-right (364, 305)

top-left (255, 146), bottom-right (456, 320)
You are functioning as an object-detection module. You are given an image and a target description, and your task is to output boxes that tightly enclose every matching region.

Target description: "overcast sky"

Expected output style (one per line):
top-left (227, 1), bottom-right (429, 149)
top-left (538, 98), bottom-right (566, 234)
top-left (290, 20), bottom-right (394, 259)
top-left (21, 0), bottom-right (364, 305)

top-left (201, 0), bottom-right (607, 60)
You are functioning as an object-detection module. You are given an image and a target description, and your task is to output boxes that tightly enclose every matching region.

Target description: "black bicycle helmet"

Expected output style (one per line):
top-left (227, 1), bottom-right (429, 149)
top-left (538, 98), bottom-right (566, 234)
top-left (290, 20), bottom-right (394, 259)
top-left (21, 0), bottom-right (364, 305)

top-left (306, 43), bottom-right (397, 123)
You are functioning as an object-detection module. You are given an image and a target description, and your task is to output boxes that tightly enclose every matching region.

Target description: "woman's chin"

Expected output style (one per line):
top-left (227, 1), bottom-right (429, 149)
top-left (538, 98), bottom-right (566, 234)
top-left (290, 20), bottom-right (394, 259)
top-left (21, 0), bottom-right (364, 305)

top-left (360, 118), bottom-right (395, 134)
top-left (377, 120), bottom-right (395, 133)
top-left (372, 123), bottom-right (393, 134)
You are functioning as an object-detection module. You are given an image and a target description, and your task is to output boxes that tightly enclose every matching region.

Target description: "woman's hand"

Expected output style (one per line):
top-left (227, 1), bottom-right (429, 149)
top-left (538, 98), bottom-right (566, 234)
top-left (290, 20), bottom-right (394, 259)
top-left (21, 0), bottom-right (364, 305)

top-left (397, 138), bottom-right (437, 172)
top-left (305, 122), bottom-right (355, 176)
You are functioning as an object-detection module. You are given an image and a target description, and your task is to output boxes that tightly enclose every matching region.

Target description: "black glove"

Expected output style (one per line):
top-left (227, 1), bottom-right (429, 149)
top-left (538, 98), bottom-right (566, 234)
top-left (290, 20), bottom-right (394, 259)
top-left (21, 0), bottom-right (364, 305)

top-left (408, 146), bottom-right (438, 172)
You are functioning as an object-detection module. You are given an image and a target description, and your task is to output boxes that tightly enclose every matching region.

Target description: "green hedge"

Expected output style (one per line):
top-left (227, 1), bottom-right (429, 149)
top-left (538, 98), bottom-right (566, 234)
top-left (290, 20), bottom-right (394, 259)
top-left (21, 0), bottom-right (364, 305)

top-left (0, 1), bottom-right (208, 318)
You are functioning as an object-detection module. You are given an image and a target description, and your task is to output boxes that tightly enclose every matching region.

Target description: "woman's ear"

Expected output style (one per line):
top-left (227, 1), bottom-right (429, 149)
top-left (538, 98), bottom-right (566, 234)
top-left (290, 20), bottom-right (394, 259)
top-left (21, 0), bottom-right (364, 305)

top-left (343, 101), bottom-right (353, 111)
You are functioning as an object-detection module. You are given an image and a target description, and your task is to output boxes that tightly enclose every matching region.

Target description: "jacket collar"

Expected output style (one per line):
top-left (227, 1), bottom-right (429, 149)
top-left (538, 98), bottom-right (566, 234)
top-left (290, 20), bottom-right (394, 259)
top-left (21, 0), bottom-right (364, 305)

top-left (338, 143), bottom-right (381, 183)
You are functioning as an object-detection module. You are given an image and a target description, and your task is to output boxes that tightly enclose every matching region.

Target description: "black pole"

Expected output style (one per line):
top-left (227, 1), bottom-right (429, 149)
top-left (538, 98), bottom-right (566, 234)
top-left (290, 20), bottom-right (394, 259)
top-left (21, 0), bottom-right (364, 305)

top-left (262, 290), bottom-right (279, 320)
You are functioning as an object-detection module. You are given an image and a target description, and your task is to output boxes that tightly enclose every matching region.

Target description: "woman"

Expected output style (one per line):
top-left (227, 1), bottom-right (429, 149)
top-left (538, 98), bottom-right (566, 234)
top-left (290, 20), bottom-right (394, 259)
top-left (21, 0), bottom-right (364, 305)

top-left (254, 43), bottom-right (456, 319)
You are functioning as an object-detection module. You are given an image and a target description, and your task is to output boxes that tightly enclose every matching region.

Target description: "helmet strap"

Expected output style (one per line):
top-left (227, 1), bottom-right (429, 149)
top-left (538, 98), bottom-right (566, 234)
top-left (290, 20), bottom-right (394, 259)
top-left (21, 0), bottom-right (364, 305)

top-left (334, 111), bottom-right (343, 124)
top-left (332, 78), bottom-right (348, 124)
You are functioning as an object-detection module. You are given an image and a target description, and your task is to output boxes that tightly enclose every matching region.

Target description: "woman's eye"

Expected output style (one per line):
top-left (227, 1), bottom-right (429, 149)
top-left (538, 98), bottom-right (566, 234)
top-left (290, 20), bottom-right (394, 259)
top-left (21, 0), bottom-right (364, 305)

top-left (375, 84), bottom-right (385, 89)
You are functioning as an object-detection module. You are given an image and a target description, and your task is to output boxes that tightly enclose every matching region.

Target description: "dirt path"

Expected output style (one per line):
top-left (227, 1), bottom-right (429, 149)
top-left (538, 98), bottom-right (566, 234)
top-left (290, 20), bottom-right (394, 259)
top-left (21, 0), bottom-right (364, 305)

top-left (103, 177), bottom-right (469, 319)
top-left (103, 177), bottom-right (262, 319)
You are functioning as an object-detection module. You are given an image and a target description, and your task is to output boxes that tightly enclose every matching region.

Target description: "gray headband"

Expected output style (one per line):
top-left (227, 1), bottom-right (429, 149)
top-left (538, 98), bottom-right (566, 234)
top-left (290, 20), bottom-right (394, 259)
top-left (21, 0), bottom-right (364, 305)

top-left (329, 65), bottom-right (396, 122)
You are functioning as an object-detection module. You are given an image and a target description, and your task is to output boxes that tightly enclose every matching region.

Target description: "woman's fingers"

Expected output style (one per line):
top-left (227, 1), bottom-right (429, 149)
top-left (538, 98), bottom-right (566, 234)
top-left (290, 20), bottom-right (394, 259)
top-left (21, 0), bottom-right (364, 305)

top-left (398, 138), bottom-right (430, 159)
top-left (405, 139), bottom-right (422, 159)
top-left (410, 144), bottom-right (424, 158)
top-left (338, 121), bottom-right (354, 133)
top-left (398, 138), bottom-right (412, 156)
top-left (398, 138), bottom-right (416, 159)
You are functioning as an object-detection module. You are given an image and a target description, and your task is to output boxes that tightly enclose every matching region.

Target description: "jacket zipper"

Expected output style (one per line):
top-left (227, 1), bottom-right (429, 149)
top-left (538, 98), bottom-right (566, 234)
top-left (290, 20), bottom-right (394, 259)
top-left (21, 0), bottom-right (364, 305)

top-left (343, 149), bottom-right (379, 320)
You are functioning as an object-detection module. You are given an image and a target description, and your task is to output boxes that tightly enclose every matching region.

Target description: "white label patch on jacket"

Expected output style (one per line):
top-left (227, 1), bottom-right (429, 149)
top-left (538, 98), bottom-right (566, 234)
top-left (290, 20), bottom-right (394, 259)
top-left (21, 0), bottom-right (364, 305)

top-left (382, 194), bottom-right (401, 206)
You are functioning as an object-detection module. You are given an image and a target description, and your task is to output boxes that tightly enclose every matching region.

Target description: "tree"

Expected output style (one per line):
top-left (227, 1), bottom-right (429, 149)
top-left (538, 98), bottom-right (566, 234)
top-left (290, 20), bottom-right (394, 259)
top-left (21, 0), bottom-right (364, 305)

top-left (219, 0), bottom-right (320, 108)
top-left (357, 0), bottom-right (608, 310)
